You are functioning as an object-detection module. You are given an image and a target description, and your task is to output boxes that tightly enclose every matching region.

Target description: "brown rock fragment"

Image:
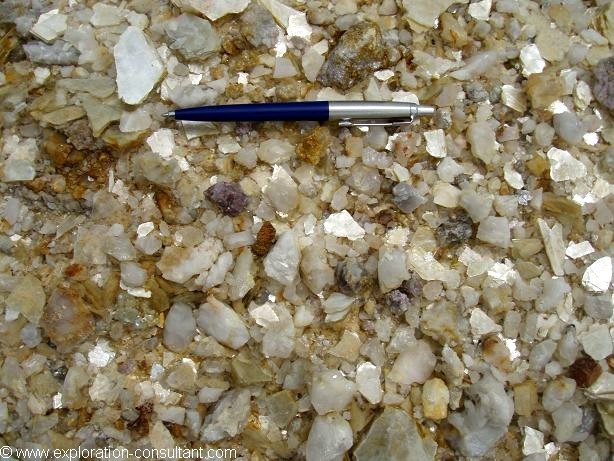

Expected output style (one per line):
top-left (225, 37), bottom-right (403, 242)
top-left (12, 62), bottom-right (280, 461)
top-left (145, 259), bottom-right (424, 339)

top-left (252, 221), bottom-right (276, 257)
top-left (41, 286), bottom-right (95, 352)
top-left (513, 379), bottom-right (538, 416)
top-left (296, 125), bottom-right (330, 165)
top-left (43, 130), bottom-right (72, 167)
top-left (569, 356), bottom-right (602, 387)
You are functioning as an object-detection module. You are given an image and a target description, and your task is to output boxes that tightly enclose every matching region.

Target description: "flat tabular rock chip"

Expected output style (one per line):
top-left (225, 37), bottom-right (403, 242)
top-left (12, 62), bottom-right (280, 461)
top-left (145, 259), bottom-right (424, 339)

top-left (41, 287), bottom-right (95, 352)
top-left (114, 26), bottom-right (163, 105)
top-left (354, 407), bottom-right (431, 461)
top-left (163, 13), bottom-right (220, 60)
top-left (318, 22), bottom-right (386, 90)
top-left (593, 56), bottom-right (614, 111)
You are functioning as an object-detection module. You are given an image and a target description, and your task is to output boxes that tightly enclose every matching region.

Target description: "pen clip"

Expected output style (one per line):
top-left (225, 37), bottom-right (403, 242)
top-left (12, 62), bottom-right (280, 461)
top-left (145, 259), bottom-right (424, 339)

top-left (338, 117), bottom-right (415, 128)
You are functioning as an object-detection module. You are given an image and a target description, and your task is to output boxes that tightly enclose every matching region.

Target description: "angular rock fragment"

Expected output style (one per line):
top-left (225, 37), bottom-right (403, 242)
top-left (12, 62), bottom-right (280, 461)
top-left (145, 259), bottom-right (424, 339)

top-left (200, 389), bottom-right (251, 442)
top-left (197, 295), bottom-right (250, 350)
top-left (354, 407), bottom-right (430, 461)
top-left (163, 13), bottom-right (220, 60)
top-left (41, 287), bottom-right (95, 352)
top-left (310, 369), bottom-right (356, 415)
top-left (172, 0), bottom-right (249, 21)
top-left (593, 56), bottom-right (614, 111)
top-left (436, 212), bottom-right (473, 246)
top-left (306, 413), bottom-right (353, 461)
top-left (318, 22), bottom-right (386, 90)
top-left (163, 302), bottom-right (196, 352)
top-left (205, 182), bottom-right (249, 217)
top-left (263, 230), bottom-right (300, 285)
top-left (389, 340), bottom-right (436, 385)
top-left (6, 274), bottom-right (46, 323)
top-left (114, 26), bottom-right (164, 105)
top-left (392, 183), bottom-right (426, 213)
top-left (297, 125), bottom-right (330, 165)
top-left (156, 238), bottom-right (223, 284)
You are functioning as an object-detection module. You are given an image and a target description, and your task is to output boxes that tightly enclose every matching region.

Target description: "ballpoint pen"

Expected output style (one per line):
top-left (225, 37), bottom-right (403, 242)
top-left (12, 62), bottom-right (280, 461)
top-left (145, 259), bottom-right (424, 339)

top-left (163, 101), bottom-right (436, 127)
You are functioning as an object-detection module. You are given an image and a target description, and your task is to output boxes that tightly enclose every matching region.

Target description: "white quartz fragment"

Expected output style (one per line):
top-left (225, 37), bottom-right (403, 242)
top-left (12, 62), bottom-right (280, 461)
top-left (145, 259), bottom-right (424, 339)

top-left (311, 369), bottom-right (356, 415)
top-left (389, 340), bottom-right (436, 385)
top-left (323, 210), bottom-right (365, 241)
top-left (147, 129), bottom-right (175, 158)
top-left (520, 44), bottom-right (546, 76)
top-left (424, 129), bottom-right (447, 158)
top-left (120, 109), bottom-right (152, 133)
top-left (156, 238), bottom-right (223, 284)
top-left (582, 257), bottom-right (612, 292)
top-left (356, 362), bottom-right (383, 404)
top-left (200, 389), bottom-right (251, 442)
top-left (263, 230), bottom-right (300, 285)
top-left (468, 0), bottom-right (492, 21)
top-left (323, 293), bottom-right (355, 323)
top-left (306, 413), bottom-right (353, 461)
top-left (402, 0), bottom-right (461, 30)
top-left (172, 0), bottom-right (250, 21)
top-left (547, 147), bottom-right (587, 182)
top-left (378, 246), bottom-right (410, 293)
top-left (90, 4), bottom-right (123, 27)
top-left (197, 295), bottom-right (250, 350)
top-left (302, 47), bottom-right (326, 82)
top-left (265, 165), bottom-right (299, 213)
top-left (522, 427), bottom-right (545, 456)
top-left (114, 26), bottom-right (164, 105)
top-left (579, 324), bottom-right (613, 361)
top-left (538, 219), bottom-right (565, 276)
top-left (449, 51), bottom-right (499, 80)
top-left (477, 216), bottom-right (510, 248)
top-left (30, 9), bottom-right (67, 43)
top-left (565, 241), bottom-right (595, 259)
top-left (501, 85), bottom-right (527, 113)
top-left (503, 162), bottom-right (524, 189)
top-left (467, 121), bottom-right (498, 164)
top-left (257, 139), bottom-right (294, 164)
top-left (273, 57), bottom-right (298, 78)
top-left (163, 302), bottom-right (197, 352)
top-left (433, 182), bottom-right (461, 208)
top-left (259, 0), bottom-right (312, 39)
top-left (470, 308), bottom-right (501, 336)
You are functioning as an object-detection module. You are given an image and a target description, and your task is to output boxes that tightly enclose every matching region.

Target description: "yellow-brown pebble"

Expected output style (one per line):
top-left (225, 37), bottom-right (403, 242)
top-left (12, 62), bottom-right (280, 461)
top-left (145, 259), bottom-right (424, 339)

top-left (422, 378), bottom-right (449, 420)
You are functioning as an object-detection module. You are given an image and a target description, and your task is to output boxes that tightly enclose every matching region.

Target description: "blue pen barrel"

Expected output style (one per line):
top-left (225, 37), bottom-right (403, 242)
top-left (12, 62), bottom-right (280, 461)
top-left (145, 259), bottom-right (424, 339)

top-left (174, 102), bottom-right (330, 122)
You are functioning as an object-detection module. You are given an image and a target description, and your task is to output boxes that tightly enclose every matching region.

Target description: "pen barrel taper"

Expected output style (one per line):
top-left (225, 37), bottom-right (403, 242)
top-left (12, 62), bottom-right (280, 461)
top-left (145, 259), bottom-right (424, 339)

top-left (173, 102), bottom-right (329, 121)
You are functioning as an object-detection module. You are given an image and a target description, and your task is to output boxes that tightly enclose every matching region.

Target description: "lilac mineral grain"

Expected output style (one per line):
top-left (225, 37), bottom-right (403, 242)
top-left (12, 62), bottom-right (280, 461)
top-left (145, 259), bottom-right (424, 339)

top-left (205, 182), bottom-right (249, 217)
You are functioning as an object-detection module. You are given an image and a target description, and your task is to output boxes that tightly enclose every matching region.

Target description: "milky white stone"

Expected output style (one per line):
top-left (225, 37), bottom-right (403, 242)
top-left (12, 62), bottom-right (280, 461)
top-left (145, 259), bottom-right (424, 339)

top-left (302, 47), bottom-right (326, 82)
top-left (263, 230), bottom-right (300, 286)
top-left (423, 129), bottom-right (447, 158)
top-left (467, 121), bottom-right (498, 164)
top-left (257, 139), bottom-right (294, 164)
top-left (311, 370), bottom-right (356, 415)
top-left (30, 9), bottom-right (67, 43)
top-left (120, 109), bottom-right (152, 133)
top-left (200, 389), bottom-right (251, 442)
top-left (172, 0), bottom-right (249, 20)
top-left (546, 147), bottom-right (587, 182)
top-left (503, 162), bottom-right (524, 189)
top-left (470, 308), bottom-right (501, 336)
top-left (147, 129), bottom-right (175, 158)
top-left (402, 0), bottom-right (457, 29)
top-left (449, 51), bottom-right (499, 80)
top-left (389, 340), bottom-right (436, 385)
top-left (378, 246), bottom-right (410, 293)
top-left (522, 427), bottom-right (545, 456)
top-left (477, 216), bottom-right (510, 248)
top-left (120, 261), bottom-right (148, 287)
top-left (582, 257), bottom-right (612, 293)
top-left (163, 302), bottom-right (196, 352)
top-left (323, 293), bottom-right (355, 323)
top-left (260, 0), bottom-right (312, 39)
top-left (356, 362), bottom-right (383, 404)
top-left (273, 57), bottom-right (298, 79)
top-left (114, 26), bottom-right (164, 105)
top-left (538, 219), bottom-right (565, 276)
top-left (323, 210), bottom-right (365, 241)
top-left (90, 4), bottom-right (123, 27)
top-left (433, 182), bottom-right (461, 208)
top-left (468, 0), bottom-right (492, 21)
top-left (565, 241), bottom-right (595, 259)
top-left (156, 238), bottom-right (223, 284)
top-left (229, 248), bottom-right (255, 300)
top-left (306, 414), bottom-right (353, 461)
top-left (520, 44), bottom-right (546, 76)
top-left (197, 296), bottom-right (250, 349)
top-left (501, 85), bottom-right (527, 113)
top-left (265, 165), bottom-right (299, 213)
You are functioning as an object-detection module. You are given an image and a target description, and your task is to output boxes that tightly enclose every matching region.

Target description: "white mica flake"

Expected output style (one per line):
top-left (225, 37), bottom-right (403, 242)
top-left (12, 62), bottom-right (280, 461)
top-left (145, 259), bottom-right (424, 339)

top-left (323, 210), bottom-right (365, 241)
top-left (582, 257), bottom-right (612, 293)
top-left (520, 44), bottom-right (546, 76)
top-left (30, 9), bottom-right (68, 43)
top-left (147, 129), bottom-right (175, 158)
top-left (424, 129), bottom-right (447, 158)
top-left (468, 0), bottom-right (492, 21)
top-left (114, 26), bottom-right (164, 105)
top-left (547, 147), bottom-right (587, 182)
top-left (565, 241), bottom-right (595, 259)
top-left (88, 340), bottom-right (116, 367)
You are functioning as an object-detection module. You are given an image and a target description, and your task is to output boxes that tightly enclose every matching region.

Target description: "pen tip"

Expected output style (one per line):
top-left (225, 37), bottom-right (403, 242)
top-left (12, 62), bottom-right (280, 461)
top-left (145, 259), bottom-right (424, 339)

top-left (162, 111), bottom-right (175, 118)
